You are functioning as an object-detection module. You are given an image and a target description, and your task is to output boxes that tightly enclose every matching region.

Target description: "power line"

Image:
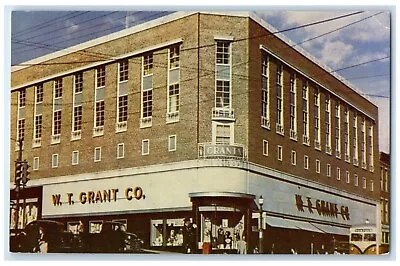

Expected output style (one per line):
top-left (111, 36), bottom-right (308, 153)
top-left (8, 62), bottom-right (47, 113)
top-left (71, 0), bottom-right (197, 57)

top-left (12, 11), bottom-right (87, 38)
top-left (12, 11), bottom-right (123, 51)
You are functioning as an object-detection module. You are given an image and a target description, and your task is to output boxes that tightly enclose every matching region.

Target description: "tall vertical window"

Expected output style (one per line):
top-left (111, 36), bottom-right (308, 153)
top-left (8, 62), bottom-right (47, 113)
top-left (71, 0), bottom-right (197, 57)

top-left (316, 160), bottom-right (320, 173)
top-left (117, 60), bottom-right (128, 132)
top-left (334, 100), bottom-right (341, 158)
top-left (52, 79), bottom-right (63, 144)
top-left (289, 74), bottom-right (297, 140)
top-left (302, 81), bottom-right (309, 145)
top-left (327, 164), bottom-right (331, 177)
top-left (361, 116), bottom-right (366, 168)
top-left (215, 41), bottom-right (231, 116)
top-left (277, 145), bottom-right (283, 161)
top-left (141, 54), bottom-right (153, 128)
top-left (276, 65), bottom-right (284, 135)
top-left (344, 106), bottom-right (350, 162)
top-left (346, 171), bottom-right (350, 183)
top-left (314, 88), bottom-right (320, 149)
top-left (263, 140), bottom-right (268, 156)
top-left (167, 45), bottom-right (180, 123)
top-left (325, 93), bottom-right (331, 154)
top-left (362, 177), bottom-right (367, 189)
top-left (94, 147), bottom-right (102, 162)
top-left (336, 167), bottom-right (341, 180)
top-left (94, 66), bottom-right (105, 136)
top-left (168, 135), bottom-right (177, 152)
top-left (33, 157), bottom-right (39, 171)
top-left (142, 140), bottom-right (150, 155)
top-left (261, 54), bottom-right (270, 129)
top-left (368, 123), bottom-right (374, 172)
top-left (304, 155), bottom-right (309, 170)
top-left (353, 112), bottom-right (358, 165)
top-left (72, 151), bottom-right (79, 165)
top-left (33, 85), bottom-right (43, 147)
top-left (291, 150), bottom-right (296, 165)
top-left (117, 143), bottom-right (125, 158)
top-left (354, 174), bottom-right (359, 186)
top-left (72, 73), bottom-right (83, 140)
top-left (52, 154), bottom-right (59, 168)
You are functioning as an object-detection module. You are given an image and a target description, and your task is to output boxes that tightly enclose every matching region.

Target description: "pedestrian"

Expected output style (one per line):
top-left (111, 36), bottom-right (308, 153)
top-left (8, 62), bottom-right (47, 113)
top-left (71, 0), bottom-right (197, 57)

top-left (217, 227), bottom-right (225, 249)
top-left (202, 227), bottom-right (211, 254)
top-left (182, 217), bottom-right (196, 254)
top-left (290, 248), bottom-right (297, 254)
top-left (237, 236), bottom-right (247, 254)
top-left (36, 226), bottom-right (48, 253)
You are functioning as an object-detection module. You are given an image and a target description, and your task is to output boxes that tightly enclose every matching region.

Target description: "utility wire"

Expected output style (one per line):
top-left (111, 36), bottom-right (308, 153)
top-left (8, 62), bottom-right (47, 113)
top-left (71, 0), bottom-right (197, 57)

top-left (12, 11), bottom-right (86, 38)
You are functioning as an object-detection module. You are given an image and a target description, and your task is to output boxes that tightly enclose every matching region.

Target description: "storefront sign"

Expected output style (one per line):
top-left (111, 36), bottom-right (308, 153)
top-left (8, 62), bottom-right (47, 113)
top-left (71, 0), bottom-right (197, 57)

top-left (294, 194), bottom-right (350, 221)
top-left (198, 143), bottom-right (245, 159)
top-left (51, 186), bottom-right (145, 207)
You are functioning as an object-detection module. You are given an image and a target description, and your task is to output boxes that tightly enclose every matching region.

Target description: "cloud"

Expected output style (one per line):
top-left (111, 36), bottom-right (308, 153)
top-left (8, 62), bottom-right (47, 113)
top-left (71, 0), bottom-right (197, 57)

top-left (65, 20), bottom-right (79, 34)
top-left (318, 40), bottom-right (353, 68)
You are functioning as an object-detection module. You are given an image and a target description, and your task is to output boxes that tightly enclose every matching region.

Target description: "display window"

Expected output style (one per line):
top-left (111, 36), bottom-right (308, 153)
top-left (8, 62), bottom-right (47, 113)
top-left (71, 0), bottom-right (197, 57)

top-left (10, 202), bottom-right (38, 229)
top-left (200, 212), bottom-right (245, 252)
top-left (150, 218), bottom-right (186, 247)
top-left (67, 221), bottom-right (80, 234)
top-left (112, 219), bottom-right (127, 230)
top-left (89, 220), bottom-right (103, 233)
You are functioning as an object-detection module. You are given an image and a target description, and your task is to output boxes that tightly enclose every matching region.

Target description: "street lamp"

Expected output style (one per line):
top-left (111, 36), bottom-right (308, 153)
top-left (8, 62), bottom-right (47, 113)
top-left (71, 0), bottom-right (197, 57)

top-left (258, 195), bottom-right (264, 254)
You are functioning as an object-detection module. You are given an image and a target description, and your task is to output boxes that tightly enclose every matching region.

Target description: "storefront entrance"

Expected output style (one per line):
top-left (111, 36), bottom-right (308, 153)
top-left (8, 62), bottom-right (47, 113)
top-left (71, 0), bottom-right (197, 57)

top-left (190, 192), bottom-right (255, 254)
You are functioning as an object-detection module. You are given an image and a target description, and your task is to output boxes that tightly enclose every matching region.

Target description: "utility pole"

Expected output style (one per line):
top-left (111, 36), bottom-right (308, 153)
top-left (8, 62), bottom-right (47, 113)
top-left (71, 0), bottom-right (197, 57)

top-left (14, 138), bottom-right (24, 230)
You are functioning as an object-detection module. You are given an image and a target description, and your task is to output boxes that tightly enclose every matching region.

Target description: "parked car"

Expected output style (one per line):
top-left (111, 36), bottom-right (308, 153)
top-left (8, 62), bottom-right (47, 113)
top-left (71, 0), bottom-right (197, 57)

top-left (10, 220), bottom-right (75, 253)
top-left (81, 221), bottom-right (144, 253)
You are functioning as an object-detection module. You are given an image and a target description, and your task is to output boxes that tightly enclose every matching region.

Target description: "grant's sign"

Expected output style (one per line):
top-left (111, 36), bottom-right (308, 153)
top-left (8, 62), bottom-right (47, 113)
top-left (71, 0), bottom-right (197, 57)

top-left (51, 186), bottom-right (144, 207)
top-left (198, 143), bottom-right (245, 159)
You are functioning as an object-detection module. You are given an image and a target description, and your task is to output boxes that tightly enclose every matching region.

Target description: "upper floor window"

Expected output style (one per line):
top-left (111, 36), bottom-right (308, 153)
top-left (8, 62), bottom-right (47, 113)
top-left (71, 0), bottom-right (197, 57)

top-left (169, 45), bottom-right (180, 68)
top-left (216, 41), bottom-right (230, 64)
top-left (96, 66), bottom-right (106, 87)
top-left (75, 72), bottom-right (83, 93)
top-left (36, 84), bottom-right (43, 103)
top-left (119, 60), bottom-right (129, 82)
top-left (18, 89), bottom-right (26, 108)
top-left (55, 79), bottom-right (63, 98)
top-left (143, 54), bottom-right (153, 76)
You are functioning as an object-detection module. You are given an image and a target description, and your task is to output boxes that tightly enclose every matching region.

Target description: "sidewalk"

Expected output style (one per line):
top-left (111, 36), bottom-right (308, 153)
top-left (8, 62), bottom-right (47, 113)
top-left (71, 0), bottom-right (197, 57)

top-left (141, 249), bottom-right (180, 254)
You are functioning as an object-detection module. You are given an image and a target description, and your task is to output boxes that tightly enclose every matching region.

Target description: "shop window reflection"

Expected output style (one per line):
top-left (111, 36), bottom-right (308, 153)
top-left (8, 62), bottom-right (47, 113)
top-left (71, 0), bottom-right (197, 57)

top-left (151, 218), bottom-right (184, 247)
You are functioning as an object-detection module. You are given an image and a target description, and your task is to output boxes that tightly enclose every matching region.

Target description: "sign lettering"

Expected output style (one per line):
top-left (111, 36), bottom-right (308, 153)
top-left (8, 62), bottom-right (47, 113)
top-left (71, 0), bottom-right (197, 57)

top-left (295, 194), bottom-right (350, 221)
top-left (51, 186), bottom-right (144, 207)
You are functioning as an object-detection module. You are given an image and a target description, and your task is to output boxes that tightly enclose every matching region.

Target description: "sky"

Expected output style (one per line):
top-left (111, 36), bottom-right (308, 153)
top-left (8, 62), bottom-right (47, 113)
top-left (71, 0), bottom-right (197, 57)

top-left (9, 9), bottom-right (391, 153)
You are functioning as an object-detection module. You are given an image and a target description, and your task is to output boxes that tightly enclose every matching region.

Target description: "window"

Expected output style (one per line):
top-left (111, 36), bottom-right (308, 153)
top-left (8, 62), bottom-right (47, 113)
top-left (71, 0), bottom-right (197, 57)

top-left (119, 60), bottom-right (129, 82)
top-left (353, 112), bottom-right (358, 165)
top-left (325, 93), bottom-right (331, 153)
top-left (169, 45), bottom-right (180, 68)
top-left (336, 167), bottom-right (341, 180)
top-left (335, 100), bottom-right (341, 158)
top-left (316, 160), bottom-right (320, 173)
top-left (346, 171), bottom-right (350, 183)
top-left (18, 118), bottom-right (25, 142)
top-left (142, 140), bottom-right (149, 155)
top-left (327, 164), bottom-right (331, 177)
top-left (117, 143), bottom-right (124, 158)
top-left (261, 54), bottom-right (270, 128)
top-left (72, 74), bottom-right (83, 138)
top-left (94, 147), bottom-right (101, 162)
top-left (141, 54), bottom-right (153, 127)
top-left (314, 88), bottom-right (320, 149)
top-left (384, 168), bottom-right (388, 192)
top-left (33, 157), bottom-right (39, 171)
top-left (53, 110), bottom-right (62, 135)
top-left (277, 145), bottom-right (283, 161)
top-left (34, 85), bottom-right (43, 143)
top-left (354, 174), bottom-right (359, 186)
top-left (96, 66), bottom-right (106, 87)
top-left (276, 65), bottom-right (283, 133)
top-left (289, 74), bottom-right (297, 139)
top-left (344, 106), bottom-right (350, 161)
top-left (117, 61), bottom-right (129, 126)
top-left (167, 45), bottom-right (181, 121)
top-left (368, 124), bottom-right (374, 171)
top-left (168, 135), bottom-right (177, 152)
top-left (72, 151), bottom-right (79, 165)
top-left (215, 124), bottom-right (231, 144)
top-left (19, 89), bottom-right (26, 108)
top-left (74, 72), bottom-right (83, 93)
top-left (363, 177), bottom-right (367, 189)
top-left (94, 68), bottom-right (105, 131)
top-left (52, 154), bottom-right (59, 168)
top-left (216, 41), bottom-right (230, 64)
top-left (216, 80), bottom-right (230, 109)
top-left (263, 140), bottom-right (268, 156)
top-left (361, 116), bottom-right (366, 167)
top-left (370, 180), bottom-right (374, 192)
top-left (52, 79), bottom-right (63, 141)
top-left (291, 151), bottom-right (296, 165)
top-left (302, 81), bottom-right (309, 144)
top-left (304, 155), bottom-right (309, 170)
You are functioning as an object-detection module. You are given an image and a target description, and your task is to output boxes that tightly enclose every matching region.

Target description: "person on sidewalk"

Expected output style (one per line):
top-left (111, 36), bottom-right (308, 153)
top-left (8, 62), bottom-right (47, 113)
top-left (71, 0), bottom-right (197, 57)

top-left (182, 217), bottom-right (196, 254)
top-left (237, 236), bottom-right (247, 254)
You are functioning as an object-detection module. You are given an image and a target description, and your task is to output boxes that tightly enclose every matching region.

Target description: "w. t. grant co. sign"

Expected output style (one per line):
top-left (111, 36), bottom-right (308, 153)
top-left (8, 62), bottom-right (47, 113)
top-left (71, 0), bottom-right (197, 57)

top-left (198, 143), bottom-right (246, 160)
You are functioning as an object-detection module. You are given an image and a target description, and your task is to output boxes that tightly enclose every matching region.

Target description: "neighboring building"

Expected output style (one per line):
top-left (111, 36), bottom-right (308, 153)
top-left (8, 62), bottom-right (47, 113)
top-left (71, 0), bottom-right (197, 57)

top-left (379, 152), bottom-right (390, 249)
top-left (10, 11), bottom-right (380, 254)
